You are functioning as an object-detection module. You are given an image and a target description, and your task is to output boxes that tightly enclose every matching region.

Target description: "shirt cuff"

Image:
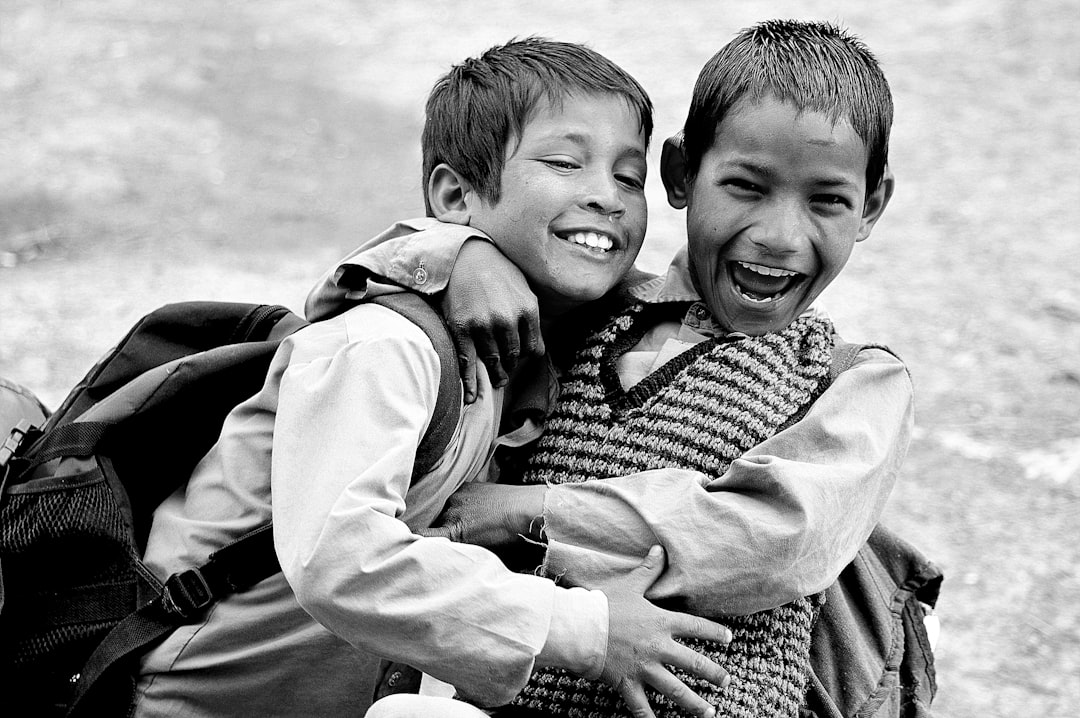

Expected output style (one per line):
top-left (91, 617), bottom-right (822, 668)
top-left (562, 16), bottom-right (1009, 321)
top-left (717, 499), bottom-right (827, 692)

top-left (536, 586), bottom-right (608, 681)
top-left (361, 223), bottom-right (493, 296)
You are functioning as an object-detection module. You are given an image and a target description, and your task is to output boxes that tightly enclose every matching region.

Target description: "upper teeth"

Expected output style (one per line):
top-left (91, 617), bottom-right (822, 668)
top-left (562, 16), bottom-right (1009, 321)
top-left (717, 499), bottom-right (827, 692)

top-left (564, 232), bottom-right (613, 251)
top-left (738, 261), bottom-right (796, 277)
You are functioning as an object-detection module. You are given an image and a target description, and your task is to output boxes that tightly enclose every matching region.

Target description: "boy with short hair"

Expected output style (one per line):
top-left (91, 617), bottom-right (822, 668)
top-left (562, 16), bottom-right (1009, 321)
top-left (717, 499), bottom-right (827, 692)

top-left (132, 38), bottom-right (731, 718)
top-left (356, 19), bottom-right (937, 718)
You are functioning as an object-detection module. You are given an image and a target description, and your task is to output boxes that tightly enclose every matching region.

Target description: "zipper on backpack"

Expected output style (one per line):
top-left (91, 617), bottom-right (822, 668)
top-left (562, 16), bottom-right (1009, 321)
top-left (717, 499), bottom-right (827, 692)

top-left (231, 305), bottom-right (287, 343)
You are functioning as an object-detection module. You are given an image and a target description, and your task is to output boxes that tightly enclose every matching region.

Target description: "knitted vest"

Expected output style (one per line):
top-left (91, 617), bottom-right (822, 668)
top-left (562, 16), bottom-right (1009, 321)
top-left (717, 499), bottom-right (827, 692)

top-left (510, 302), bottom-right (835, 718)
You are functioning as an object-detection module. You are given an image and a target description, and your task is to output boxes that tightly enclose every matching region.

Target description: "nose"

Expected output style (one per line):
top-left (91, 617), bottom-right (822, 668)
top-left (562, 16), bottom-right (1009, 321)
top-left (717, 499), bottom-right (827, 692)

top-left (750, 196), bottom-right (810, 254)
top-left (582, 170), bottom-right (626, 217)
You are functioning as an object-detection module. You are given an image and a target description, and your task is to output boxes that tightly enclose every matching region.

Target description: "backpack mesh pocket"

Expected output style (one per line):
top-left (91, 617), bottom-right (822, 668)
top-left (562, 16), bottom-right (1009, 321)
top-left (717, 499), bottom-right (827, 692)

top-left (0, 467), bottom-right (140, 686)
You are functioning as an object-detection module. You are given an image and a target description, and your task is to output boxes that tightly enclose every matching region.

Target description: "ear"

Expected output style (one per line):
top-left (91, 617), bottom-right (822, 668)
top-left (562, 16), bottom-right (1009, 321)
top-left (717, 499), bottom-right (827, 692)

top-left (427, 163), bottom-right (476, 224)
top-left (856, 166), bottom-right (895, 242)
top-left (660, 134), bottom-right (689, 210)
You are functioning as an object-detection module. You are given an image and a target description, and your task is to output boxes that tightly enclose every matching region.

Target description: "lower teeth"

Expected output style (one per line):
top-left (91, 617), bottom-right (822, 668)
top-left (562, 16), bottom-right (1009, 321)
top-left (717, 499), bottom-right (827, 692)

top-left (739, 288), bottom-right (780, 303)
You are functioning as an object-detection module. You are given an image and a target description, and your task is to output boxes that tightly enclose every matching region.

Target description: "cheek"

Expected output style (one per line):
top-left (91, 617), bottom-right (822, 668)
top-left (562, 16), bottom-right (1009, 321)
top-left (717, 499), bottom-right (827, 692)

top-left (819, 228), bottom-right (859, 274)
top-left (628, 205), bottom-right (648, 247)
top-left (686, 219), bottom-right (729, 270)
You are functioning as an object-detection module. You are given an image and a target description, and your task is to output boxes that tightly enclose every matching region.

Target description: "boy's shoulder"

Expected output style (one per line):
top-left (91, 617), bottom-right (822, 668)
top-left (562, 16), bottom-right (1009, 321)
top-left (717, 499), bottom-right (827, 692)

top-left (292, 292), bottom-right (455, 368)
top-left (829, 337), bottom-right (908, 378)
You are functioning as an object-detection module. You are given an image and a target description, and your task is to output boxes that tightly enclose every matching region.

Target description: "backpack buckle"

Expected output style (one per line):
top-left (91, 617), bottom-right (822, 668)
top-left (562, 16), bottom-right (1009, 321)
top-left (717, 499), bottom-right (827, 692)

top-left (0, 420), bottom-right (40, 470)
top-left (1, 420), bottom-right (41, 494)
top-left (162, 568), bottom-right (215, 619)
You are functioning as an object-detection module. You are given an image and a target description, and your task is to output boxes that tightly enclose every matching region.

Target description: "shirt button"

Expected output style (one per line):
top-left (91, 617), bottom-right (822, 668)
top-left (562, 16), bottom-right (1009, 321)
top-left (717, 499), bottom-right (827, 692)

top-left (414, 266), bottom-right (428, 285)
top-left (387, 670), bottom-right (401, 687)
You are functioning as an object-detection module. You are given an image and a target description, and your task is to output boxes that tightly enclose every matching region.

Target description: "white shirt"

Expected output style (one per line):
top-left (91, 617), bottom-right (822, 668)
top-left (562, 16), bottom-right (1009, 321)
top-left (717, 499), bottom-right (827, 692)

top-left (134, 239), bottom-right (607, 717)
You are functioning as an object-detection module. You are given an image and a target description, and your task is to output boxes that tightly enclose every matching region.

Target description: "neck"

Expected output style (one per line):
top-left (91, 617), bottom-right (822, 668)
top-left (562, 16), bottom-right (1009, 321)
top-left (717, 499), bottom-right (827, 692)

top-left (537, 296), bottom-right (582, 334)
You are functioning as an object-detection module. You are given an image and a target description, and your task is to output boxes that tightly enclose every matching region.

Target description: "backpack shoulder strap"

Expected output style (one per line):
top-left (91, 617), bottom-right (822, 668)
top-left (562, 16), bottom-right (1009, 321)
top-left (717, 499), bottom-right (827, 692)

top-left (828, 336), bottom-right (864, 383)
top-left (65, 524), bottom-right (281, 714)
top-left (776, 334), bottom-right (867, 435)
top-left (369, 292), bottom-right (463, 477)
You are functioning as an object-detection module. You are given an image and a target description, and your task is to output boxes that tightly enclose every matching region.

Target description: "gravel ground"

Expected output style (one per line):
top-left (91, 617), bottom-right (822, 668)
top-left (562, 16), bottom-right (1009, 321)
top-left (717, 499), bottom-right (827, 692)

top-left (2, 1), bottom-right (1078, 714)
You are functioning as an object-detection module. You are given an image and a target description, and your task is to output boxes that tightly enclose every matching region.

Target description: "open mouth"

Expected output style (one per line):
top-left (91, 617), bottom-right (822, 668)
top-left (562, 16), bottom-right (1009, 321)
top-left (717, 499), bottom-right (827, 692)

top-left (730, 260), bottom-right (802, 303)
top-left (558, 231), bottom-right (614, 253)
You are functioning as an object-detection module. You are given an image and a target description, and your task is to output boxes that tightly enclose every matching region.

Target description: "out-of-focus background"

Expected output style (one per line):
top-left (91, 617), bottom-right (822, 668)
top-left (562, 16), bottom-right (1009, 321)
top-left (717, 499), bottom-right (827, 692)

top-left (1, 1), bottom-right (1077, 714)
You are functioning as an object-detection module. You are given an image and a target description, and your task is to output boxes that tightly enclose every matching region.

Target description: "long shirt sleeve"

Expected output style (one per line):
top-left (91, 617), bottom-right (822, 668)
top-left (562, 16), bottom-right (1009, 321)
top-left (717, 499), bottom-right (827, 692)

top-left (540, 347), bottom-right (913, 616)
top-left (318, 222), bottom-right (914, 618)
top-left (270, 304), bottom-right (605, 706)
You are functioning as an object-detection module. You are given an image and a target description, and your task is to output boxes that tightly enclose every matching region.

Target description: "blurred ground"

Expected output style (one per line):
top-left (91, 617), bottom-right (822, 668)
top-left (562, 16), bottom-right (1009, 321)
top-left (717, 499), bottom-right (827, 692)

top-left (1, 1), bottom-right (1078, 715)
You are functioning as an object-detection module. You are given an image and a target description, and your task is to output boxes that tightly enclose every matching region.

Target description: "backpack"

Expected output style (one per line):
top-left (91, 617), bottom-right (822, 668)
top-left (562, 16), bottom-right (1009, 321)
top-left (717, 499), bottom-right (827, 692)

top-left (0, 294), bottom-right (462, 717)
top-left (802, 340), bottom-right (943, 717)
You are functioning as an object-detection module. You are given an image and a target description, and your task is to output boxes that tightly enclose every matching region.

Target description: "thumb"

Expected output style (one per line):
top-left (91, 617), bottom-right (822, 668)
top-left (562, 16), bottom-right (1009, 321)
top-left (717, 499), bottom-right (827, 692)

top-left (626, 545), bottom-right (665, 593)
top-left (417, 525), bottom-right (454, 540)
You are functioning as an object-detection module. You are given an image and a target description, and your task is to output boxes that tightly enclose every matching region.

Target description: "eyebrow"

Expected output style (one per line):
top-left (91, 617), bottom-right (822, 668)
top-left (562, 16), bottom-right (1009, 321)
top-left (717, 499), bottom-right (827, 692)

top-left (732, 160), bottom-right (775, 180)
top-left (546, 131), bottom-right (648, 162)
top-left (731, 160), bottom-right (858, 189)
top-left (814, 177), bottom-right (860, 190)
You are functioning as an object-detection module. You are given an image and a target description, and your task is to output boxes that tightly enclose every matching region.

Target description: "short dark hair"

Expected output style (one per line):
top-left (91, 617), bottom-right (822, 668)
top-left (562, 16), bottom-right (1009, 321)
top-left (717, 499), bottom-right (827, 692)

top-left (682, 19), bottom-right (893, 195)
top-left (422, 37), bottom-right (653, 215)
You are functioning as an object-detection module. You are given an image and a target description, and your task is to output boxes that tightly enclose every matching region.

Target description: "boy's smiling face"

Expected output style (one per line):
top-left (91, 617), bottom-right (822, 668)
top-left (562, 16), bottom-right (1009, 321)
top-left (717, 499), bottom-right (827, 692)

top-left (667, 94), bottom-right (891, 335)
top-left (465, 92), bottom-right (648, 316)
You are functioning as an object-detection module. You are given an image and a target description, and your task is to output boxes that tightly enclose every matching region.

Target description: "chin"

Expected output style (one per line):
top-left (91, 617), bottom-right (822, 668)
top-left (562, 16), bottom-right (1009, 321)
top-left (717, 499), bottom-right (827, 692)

top-left (564, 277), bottom-right (620, 302)
top-left (567, 287), bottom-right (611, 304)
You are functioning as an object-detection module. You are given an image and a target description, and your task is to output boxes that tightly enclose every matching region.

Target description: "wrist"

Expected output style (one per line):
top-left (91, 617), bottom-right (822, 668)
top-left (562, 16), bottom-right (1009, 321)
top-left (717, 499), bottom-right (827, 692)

top-left (515, 485), bottom-right (548, 542)
top-left (537, 585), bottom-right (607, 679)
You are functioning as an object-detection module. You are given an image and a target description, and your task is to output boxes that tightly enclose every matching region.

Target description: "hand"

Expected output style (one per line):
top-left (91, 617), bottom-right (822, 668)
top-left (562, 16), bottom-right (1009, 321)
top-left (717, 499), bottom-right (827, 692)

top-left (419, 482), bottom-right (547, 550)
top-left (599, 546), bottom-right (731, 718)
top-left (441, 239), bottom-right (544, 403)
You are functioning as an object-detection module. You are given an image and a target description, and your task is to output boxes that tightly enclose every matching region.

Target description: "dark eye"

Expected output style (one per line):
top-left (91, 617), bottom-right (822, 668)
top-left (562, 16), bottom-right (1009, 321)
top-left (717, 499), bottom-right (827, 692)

top-left (723, 178), bottom-right (762, 195)
top-left (812, 194), bottom-right (853, 210)
top-left (542, 159), bottom-right (579, 171)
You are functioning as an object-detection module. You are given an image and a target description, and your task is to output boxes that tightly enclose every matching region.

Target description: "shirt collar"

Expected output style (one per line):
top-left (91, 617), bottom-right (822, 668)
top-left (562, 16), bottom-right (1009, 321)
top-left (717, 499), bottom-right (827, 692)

top-left (625, 246), bottom-right (699, 304)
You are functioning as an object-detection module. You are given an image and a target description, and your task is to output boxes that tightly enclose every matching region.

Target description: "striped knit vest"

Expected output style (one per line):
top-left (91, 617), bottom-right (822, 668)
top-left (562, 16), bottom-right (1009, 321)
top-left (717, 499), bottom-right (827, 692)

top-left (509, 302), bottom-right (835, 718)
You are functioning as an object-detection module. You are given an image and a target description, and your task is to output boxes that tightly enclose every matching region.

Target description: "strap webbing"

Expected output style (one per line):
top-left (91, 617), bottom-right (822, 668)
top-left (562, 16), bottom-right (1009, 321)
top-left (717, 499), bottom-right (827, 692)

top-left (66, 525), bottom-right (279, 715)
top-left (369, 293), bottom-right (462, 476)
top-left (13, 421), bottom-right (108, 472)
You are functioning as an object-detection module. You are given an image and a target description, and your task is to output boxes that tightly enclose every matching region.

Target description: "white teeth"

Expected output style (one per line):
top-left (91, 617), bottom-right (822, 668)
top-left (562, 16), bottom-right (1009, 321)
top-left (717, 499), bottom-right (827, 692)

top-left (564, 232), bottom-right (613, 251)
top-left (738, 261), bottom-right (796, 277)
top-left (738, 290), bottom-right (780, 303)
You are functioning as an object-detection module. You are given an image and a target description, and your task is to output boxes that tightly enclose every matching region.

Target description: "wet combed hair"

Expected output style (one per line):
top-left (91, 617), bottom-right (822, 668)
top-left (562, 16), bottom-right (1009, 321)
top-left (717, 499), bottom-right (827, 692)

top-left (421, 37), bottom-right (653, 215)
top-left (682, 19), bottom-right (893, 195)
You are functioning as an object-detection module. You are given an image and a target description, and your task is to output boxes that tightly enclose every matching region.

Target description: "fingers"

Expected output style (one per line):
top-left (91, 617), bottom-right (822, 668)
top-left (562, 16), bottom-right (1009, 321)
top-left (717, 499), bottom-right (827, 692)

top-left (518, 305), bottom-right (545, 359)
top-left (495, 323), bottom-right (521, 375)
top-left (450, 322), bottom-right (480, 404)
top-left (669, 612), bottom-right (733, 648)
top-left (617, 679), bottom-right (657, 718)
top-left (659, 640), bottom-right (730, 694)
top-left (445, 291), bottom-right (539, 396)
top-left (624, 544), bottom-right (666, 592)
top-left (416, 525), bottom-right (453, 540)
top-left (643, 666), bottom-right (718, 718)
top-left (469, 325), bottom-right (508, 389)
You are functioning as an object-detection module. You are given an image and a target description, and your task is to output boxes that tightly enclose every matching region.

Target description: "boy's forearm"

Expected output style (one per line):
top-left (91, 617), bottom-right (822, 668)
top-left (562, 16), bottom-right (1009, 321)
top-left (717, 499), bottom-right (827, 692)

top-left (540, 348), bottom-right (914, 616)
